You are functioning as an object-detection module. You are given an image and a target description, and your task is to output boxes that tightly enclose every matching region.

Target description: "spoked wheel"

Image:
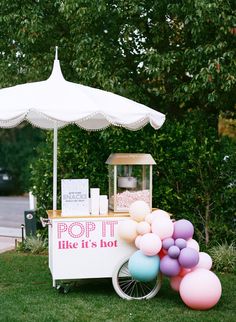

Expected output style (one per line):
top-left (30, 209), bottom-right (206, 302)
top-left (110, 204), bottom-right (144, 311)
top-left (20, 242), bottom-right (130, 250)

top-left (112, 258), bottom-right (162, 300)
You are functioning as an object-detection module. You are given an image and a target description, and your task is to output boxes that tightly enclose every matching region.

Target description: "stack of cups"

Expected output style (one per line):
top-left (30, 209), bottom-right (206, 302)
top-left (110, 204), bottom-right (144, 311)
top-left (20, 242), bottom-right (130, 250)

top-left (99, 195), bottom-right (108, 215)
top-left (90, 188), bottom-right (108, 215)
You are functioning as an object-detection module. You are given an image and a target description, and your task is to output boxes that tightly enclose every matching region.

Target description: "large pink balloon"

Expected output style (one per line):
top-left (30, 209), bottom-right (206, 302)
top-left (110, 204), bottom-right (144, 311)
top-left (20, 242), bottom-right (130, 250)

top-left (179, 269), bottom-right (222, 310)
top-left (152, 217), bottom-right (174, 240)
top-left (140, 233), bottom-right (162, 256)
top-left (193, 252), bottom-right (212, 270)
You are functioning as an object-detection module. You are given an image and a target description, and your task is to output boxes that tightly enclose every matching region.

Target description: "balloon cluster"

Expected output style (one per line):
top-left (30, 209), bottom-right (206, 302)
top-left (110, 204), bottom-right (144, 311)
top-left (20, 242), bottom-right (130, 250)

top-left (118, 200), bottom-right (222, 310)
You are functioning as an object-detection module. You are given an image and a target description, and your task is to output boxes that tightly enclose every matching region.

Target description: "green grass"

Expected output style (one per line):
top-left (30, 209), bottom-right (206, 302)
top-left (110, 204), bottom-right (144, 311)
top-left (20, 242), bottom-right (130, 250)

top-left (0, 252), bottom-right (235, 322)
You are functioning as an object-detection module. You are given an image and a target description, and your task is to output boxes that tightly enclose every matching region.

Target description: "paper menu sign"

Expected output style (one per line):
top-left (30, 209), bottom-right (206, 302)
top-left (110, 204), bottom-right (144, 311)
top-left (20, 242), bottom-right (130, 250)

top-left (61, 179), bottom-right (89, 216)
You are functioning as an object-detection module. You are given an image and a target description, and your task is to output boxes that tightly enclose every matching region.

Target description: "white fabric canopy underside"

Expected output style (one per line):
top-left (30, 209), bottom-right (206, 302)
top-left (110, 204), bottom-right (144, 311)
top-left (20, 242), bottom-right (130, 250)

top-left (0, 60), bottom-right (165, 130)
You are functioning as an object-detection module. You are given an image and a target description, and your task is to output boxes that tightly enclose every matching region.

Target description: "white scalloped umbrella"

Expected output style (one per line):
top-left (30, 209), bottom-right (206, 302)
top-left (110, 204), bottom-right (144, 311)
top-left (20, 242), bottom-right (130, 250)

top-left (0, 48), bottom-right (165, 209)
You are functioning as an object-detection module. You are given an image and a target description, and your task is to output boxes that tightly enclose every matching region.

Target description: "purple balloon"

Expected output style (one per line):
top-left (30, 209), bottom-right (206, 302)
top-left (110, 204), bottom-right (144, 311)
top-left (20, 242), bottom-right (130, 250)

top-left (160, 255), bottom-right (181, 277)
top-left (168, 245), bottom-right (180, 259)
top-left (178, 247), bottom-right (199, 268)
top-left (162, 237), bottom-right (175, 250)
top-left (175, 238), bottom-right (187, 250)
top-left (172, 219), bottom-right (194, 240)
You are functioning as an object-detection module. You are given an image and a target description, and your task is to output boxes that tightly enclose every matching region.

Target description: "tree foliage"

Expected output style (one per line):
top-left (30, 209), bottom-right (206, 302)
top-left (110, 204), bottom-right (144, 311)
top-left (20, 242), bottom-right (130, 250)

top-left (0, 0), bottom-right (235, 115)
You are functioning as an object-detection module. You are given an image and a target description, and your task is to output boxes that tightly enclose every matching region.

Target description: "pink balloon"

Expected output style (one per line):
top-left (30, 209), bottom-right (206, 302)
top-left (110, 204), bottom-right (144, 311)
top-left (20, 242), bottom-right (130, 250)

top-left (136, 221), bottom-right (151, 235)
top-left (170, 276), bottom-right (183, 292)
top-left (193, 252), bottom-right (212, 270)
top-left (135, 235), bottom-right (142, 249)
top-left (187, 239), bottom-right (200, 252)
top-left (152, 217), bottom-right (174, 240)
top-left (179, 268), bottom-right (222, 310)
top-left (179, 267), bottom-right (192, 277)
top-left (140, 233), bottom-right (162, 256)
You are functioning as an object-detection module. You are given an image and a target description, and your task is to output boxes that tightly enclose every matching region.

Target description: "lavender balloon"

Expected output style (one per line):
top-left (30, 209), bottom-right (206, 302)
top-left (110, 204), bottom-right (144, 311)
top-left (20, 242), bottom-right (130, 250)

top-left (175, 238), bottom-right (187, 250)
top-left (173, 219), bottom-right (194, 240)
top-left (168, 245), bottom-right (180, 259)
top-left (162, 237), bottom-right (175, 250)
top-left (160, 255), bottom-right (181, 277)
top-left (178, 247), bottom-right (199, 268)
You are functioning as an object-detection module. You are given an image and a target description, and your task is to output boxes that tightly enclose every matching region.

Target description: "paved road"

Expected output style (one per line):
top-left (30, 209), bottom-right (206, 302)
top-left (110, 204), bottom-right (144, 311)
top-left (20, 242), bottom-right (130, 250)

top-left (0, 196), bottom-right (29, 237)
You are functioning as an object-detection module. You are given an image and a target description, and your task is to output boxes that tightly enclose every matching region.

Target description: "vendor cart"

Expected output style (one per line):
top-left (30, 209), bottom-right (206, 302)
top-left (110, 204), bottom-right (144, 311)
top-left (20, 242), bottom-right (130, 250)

top-left (0, 49), bottom-right (164, 300)
top-left (42, 210), bottom-right (162, 300)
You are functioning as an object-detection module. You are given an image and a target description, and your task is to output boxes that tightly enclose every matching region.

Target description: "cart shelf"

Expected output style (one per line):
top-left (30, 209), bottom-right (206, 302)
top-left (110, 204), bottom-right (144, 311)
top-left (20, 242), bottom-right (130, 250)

top-left (46, 209), bottom-right (130, 219)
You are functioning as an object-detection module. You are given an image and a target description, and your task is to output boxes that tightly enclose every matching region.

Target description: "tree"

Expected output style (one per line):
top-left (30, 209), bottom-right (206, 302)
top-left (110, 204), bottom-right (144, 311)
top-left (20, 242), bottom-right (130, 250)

top-left (0, 0), bottom-right (235, 118)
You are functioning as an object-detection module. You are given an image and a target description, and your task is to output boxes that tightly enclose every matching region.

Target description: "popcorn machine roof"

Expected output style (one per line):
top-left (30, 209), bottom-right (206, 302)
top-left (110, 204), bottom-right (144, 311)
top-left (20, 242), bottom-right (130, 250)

top-left (106, 153), bottom-right (156, 165)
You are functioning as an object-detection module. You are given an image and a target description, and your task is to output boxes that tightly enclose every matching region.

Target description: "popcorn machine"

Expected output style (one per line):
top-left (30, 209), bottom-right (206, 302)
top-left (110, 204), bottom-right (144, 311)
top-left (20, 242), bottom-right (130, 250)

top-left (106, 153), bottom-right (156, 212)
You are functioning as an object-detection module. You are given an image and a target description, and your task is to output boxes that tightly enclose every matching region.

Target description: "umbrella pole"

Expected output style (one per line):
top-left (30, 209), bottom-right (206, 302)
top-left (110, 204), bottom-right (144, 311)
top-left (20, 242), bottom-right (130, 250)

top-left (53, 125), bottom-right (58, 210)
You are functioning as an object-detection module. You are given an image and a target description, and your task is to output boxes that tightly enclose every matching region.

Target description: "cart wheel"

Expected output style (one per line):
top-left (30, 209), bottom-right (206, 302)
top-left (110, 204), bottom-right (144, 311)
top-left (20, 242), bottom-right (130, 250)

top-left (56, 283), bottom-right (73, 294)
top-left (112, 258), bottom-right (162, 300)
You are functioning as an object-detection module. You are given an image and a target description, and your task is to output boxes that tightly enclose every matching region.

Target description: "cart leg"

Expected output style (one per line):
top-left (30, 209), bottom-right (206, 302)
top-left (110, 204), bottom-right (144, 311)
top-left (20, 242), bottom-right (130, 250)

top-left (53, 279), bottom-right (56, 287)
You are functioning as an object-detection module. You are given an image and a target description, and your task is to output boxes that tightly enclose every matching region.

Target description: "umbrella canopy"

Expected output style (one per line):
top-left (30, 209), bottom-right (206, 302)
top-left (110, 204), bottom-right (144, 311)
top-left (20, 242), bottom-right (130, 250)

top-left (0, 51), bottom-right (165, 131)
top-left (0, 48), bottom-right (165, 210)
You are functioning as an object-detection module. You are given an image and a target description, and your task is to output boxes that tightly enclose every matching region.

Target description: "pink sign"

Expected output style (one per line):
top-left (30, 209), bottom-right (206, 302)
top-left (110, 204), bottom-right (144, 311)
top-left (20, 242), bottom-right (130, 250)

top-left (56, 220), bottom-right (119, 250)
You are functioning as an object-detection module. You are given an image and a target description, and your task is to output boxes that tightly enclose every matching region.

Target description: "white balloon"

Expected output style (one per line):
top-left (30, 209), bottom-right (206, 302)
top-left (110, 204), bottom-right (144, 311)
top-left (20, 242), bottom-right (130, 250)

top-left (187, 238), bottom-right (200, 252)
top-left (152, 209), bottom-right (171, 220)
top-left (193, 252), bottom-right (213, 270)
top-left (152, 217), bottom-right (174, 240)
top-left (129, 200), bottom-right (150, 222)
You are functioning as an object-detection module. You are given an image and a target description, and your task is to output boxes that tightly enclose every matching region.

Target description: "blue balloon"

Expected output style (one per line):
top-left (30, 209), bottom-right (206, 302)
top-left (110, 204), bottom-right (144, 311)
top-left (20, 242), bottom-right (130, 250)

top-left (128, 250), bottom-right (160, 282)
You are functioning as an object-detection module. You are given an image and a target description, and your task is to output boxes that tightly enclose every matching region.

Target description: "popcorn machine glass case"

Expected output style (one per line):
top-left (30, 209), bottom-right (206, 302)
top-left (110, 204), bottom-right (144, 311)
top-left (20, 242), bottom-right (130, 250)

top-left (106, 153), bottom-right (156, 212)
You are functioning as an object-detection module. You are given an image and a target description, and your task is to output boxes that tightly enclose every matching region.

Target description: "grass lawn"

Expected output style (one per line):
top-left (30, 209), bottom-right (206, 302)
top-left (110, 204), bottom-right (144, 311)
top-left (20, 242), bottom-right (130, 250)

top-left (0, 252), bottom-right (235, 322)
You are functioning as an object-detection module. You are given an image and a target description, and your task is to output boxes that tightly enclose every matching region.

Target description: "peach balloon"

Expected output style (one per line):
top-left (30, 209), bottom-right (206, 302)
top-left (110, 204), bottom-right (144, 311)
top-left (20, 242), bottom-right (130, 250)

top-left (187, 238), bottom-right (200, 252)
top-left (145, 213), bottom-right (153, 224)
top-left (118, 219), bottom-right (137, 243)
top-left (170, 276), bottom-right (183, 292)
top-left (179, 268), bottom-right (222, 310)
top-left (152, 217), bottom-right (174, 240)
top-left (193, 252), bottom-right (212, 270)
top-left (129, 200), bottom-right (150, 222)
top-left (136, 221), bottom-right (151, 235)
